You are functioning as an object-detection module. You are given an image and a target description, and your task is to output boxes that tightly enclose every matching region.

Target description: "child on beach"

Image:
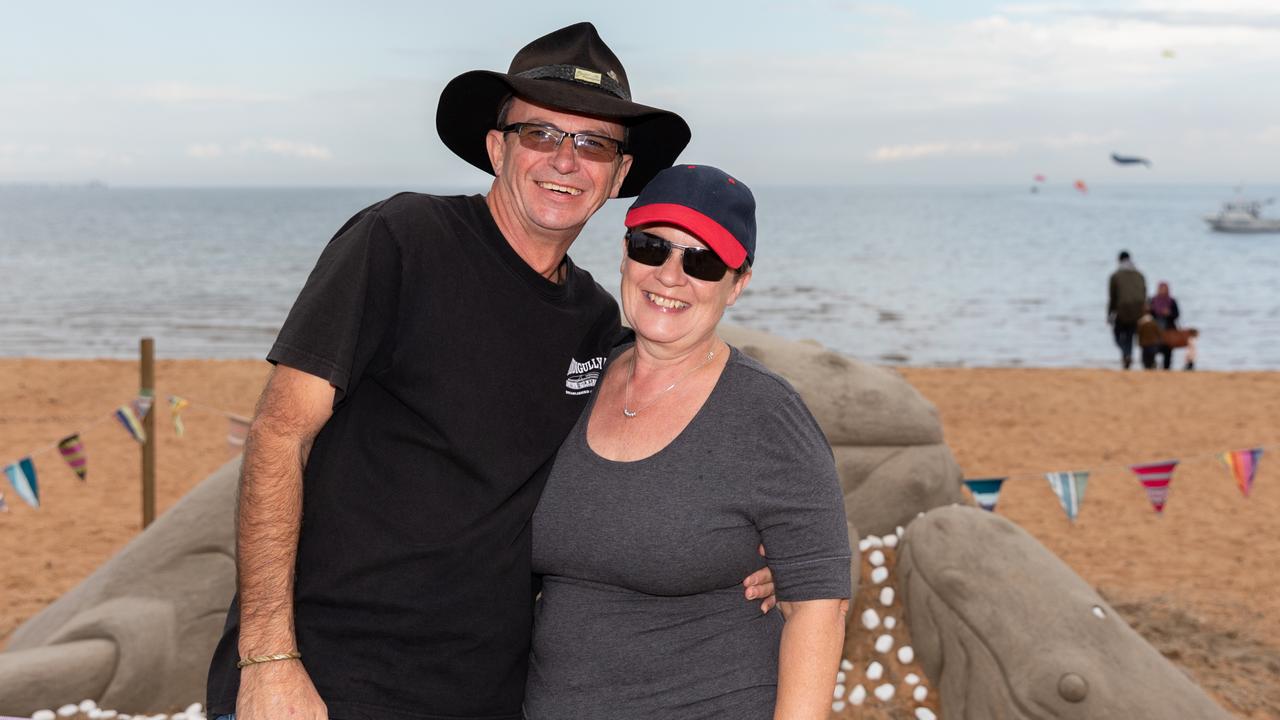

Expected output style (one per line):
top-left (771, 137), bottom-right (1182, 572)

top-left (1137, 310), bottom-right (1162, 370)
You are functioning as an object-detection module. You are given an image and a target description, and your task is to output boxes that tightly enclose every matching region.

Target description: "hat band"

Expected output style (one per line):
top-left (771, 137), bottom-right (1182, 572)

top-left (513, 64), bottom-right (631, 101)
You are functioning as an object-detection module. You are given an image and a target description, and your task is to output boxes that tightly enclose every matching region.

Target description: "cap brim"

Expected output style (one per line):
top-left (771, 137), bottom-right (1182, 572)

top-left (436, 70), bottom-right (691, 197)
top-left (624, 203), bottom-right (748, 269)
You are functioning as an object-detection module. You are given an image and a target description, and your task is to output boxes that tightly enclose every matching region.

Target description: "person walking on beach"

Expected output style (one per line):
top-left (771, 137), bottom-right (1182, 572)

top-left (204, 23), bottom-right (775, 720)
top-left (1108, 250), bottom-right (1147, 369)
top-left (1149, 280), bottom-right (1181, 370)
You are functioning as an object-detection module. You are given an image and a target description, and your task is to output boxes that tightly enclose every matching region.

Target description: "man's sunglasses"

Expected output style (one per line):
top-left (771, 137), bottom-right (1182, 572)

top-left (625, 229), bottom-right (734, 282)
top-left (501, 123), bottom-right (624, 163)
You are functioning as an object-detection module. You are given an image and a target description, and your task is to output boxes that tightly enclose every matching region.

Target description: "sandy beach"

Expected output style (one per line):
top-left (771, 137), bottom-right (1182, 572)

top-left (2, 359), bottom-right (1278, 717)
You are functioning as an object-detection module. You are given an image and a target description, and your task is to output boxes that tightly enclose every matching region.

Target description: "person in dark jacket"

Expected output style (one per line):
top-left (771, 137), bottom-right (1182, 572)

top-left (1149, 281), bottom-right (1181, 370)
top-left (1107, 250), bottom-right (1148, 369)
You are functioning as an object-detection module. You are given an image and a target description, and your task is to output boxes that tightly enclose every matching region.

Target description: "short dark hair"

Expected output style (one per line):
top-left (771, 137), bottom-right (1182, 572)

top-left (1118, 251), bottom-right (1131, 261)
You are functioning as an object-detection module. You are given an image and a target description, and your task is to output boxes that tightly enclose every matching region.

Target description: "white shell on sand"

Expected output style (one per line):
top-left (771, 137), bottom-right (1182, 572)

top-left (898, 645), bottom-right (915, 663)
top-left (858, 538), bottom-right (872, 552)
top-left (871, 566), bottom-right (890, 584)
top-left (884, 533), bottom-right (899, 548)
top-left (841, 658), bottom-right (854, 671)
top-left (80, 700), bottom-right (98, 712)
top-left (884, 616), bottom-right (897, 629)
top-left (880, 587), bottom-right (895, 606)
top-left (861, 608), bottom-right (881, 629)
top-left (866, 535), bottom-right (884, 549)
top-left (850, 684), bottom-right (867, 705)
top-left (1092, 605), bottom-right (1107, 619)
top-left (868, 550), bottom-right (886, 567)
top-left (866, 661), bottom-right (884, 680)
top-left (875, 633), bottom-right (895, 653)
top-left (836, 671), bottom-right (846, 683)
top-left (88, 711), bottom-right (104, 719)
top-left (185, 705), bottom-right (203, 716)
top-left (57, 706), bottom-right (78, 718)
top-left (916, 707), bottom-right (938, 720)
top-left (32, 711), bottom-right (56, 720)
top-left (914, 684), bottom-right (929, 702)
top-left (100, 712), bottom-right (118, 720)
top-left (905, 672), bottom-right (920, 685)
top-left (834, 683), bottom-right (846, 699)
top-left (874, 683), bottom-right (896, 701)
top-left (832, 700), bottom-right (846, 712)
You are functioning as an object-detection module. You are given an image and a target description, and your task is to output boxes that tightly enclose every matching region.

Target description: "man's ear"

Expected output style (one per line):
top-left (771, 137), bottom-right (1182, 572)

top-left (608, 154), bottom-right (635, 199)
top-left (485, 129), bottom-right (507, 177)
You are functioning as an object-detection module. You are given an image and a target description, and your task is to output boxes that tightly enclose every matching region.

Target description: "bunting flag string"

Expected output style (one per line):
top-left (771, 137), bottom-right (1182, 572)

top-left (1046, 471), bottom-right (1089, 523)
top-left (57, 434), bottom-right (88, 481)
top-left (226, 415), bottom-right (251, 450)
top-left (1220, 448), bottom-right (1263, 498)
top-left (4, 458), bottom-right (40, 509)
top-left (114, 404), bottom-right (147, 444)
top-left (1131, 460), bottom-right (1179, 514)
top-left (963, 478), bottom-right (1006, 512)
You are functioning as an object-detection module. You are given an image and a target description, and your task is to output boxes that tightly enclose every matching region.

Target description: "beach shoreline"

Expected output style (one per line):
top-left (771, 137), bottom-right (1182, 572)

top-left (2, 359), bottom-right (1277, 716)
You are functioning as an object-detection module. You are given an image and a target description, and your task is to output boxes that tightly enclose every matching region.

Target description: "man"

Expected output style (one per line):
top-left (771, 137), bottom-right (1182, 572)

top-left (1108, 250), bottom-right (1147, 369)
top-left (205, 23), bottom-right (773, 720)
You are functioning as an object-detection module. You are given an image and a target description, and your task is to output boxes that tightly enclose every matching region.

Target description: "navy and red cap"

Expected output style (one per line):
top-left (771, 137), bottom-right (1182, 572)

top-left (624, 164), bottom-right (756, 270)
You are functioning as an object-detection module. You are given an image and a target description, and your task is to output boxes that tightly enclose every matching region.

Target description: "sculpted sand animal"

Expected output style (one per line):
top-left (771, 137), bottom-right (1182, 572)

top-left (0, 457), bottom-right (239, 715)
top-left (898, 505), bottom-right (1233, 719)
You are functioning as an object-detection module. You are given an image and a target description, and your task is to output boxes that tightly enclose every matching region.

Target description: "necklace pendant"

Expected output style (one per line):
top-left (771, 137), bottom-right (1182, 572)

top-left (622, 407), bottom-right (637, 418)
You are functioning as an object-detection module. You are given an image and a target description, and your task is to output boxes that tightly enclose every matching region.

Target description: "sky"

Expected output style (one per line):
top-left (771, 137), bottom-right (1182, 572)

top-left (2, 0), bottom-right (1278, 188)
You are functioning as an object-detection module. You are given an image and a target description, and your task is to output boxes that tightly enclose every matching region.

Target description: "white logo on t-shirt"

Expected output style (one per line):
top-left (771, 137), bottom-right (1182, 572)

top-left (565, 356), bottom-right (606, 396)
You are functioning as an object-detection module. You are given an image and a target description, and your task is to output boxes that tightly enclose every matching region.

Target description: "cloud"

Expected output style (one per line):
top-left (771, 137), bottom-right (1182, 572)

top-left (123, 82), bottom-right (285, 104)
top-left (870, 140), bottom-right (1018, 162)
top-left (1258, 126), bottom-right (1280, 144)
top-left (186, 143), bottom-right (225, 159)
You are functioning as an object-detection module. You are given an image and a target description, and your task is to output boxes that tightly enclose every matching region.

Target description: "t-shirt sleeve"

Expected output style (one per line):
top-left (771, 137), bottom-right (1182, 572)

top-left (267, 208), bottom-right (401, 405)
top-left (750, 391), bottom-right (852, 602)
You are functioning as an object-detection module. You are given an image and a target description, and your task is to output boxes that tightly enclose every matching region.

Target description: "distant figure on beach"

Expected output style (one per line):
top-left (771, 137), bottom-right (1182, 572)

top-left (526, 165), bottom-right (850, 718)
top-left (1137, 306), bottom-right (1162, 370)
top-left (1149, 281), bottom-right (1181, 370)
top-left (203, 23), bottom-right (779, 720)
top-left (1107, 250), bottom-right (1148, 369)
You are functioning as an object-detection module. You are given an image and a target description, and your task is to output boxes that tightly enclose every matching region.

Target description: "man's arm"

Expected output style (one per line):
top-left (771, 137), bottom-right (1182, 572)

top-left (235, 365), bottom-right (335, 720)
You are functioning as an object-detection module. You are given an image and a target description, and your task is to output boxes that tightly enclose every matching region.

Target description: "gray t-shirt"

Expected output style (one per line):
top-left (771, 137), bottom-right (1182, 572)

top-left (526, 346), bottom-right (851, 719)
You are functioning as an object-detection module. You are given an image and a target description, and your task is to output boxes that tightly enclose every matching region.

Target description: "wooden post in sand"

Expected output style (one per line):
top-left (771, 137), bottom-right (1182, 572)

top-left (140, 337), bottom-right (156, 528)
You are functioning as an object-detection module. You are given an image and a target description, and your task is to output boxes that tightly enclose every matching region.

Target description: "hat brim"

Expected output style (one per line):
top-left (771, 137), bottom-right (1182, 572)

top-left (436, 70), bottom-right (690, 198)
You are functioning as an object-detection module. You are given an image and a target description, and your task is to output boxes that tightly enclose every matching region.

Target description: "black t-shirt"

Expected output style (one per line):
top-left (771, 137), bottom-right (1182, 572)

top-left (206, 193), bottom-right (622, 720)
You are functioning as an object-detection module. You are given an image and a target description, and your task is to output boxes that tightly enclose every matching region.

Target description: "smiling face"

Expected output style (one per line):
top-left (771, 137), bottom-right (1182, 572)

top-left (485, 97), bottom-right (633, 246)
top-left (620, 224), bottom-right (751, 354)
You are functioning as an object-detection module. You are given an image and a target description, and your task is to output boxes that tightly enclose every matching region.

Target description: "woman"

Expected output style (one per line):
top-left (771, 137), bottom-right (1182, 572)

top-left (1150, 281), bottom-right (1181, 370)
top-left (526, 165), bottom-right (851, 718)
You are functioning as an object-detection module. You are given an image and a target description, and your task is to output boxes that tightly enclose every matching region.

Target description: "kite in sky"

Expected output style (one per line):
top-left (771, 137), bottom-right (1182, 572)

top-left (1111, 153), bottom-right (1152, 168)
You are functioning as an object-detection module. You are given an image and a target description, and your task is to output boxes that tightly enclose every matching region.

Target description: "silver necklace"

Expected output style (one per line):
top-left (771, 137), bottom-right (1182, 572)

top-left (622, 345), bottom-right (718, 418)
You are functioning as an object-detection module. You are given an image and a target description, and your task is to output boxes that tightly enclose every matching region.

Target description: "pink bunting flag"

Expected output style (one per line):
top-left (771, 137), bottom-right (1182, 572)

top-left (226, 415), bottom-right (251, 450)
top-left (1130, 460), bottom-right (1179, 514)
top-left (58, 434), bottom-right (88, 481)
top-left (1220, 448), bottom-right (1263, 498)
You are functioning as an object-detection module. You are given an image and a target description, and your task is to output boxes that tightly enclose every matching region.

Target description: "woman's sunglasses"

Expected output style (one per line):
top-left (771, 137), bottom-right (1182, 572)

top-left (625, 229), bottom-right (734, 282)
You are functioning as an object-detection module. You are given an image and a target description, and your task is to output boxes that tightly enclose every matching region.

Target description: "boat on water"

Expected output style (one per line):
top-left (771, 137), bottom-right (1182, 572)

top-left (1205, 198), bottom-right (1280, 233)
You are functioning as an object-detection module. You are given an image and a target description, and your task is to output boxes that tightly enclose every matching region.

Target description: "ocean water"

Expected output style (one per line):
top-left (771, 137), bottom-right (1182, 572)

top-left (1, 183), bottom-right (1277, 368)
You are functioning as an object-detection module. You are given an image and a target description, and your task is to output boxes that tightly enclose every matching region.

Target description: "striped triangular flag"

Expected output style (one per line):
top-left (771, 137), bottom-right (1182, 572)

top-left (1046, 471), bottom-right (1089, 523)
top-left (227, 415), bottom-right (251, 450)
top-left (58, 434), bottom-right (88, 481)
top-left (115, 404), bottom-right (147, 444)
top-left (132, 394), bottom-right (153, 420)
top-left (964, 477), bottom-right (1006, 512)
top-left (4, 457), bottom-right (40, 508)
top-left (1220, 448), bottom-right (1263, 498)
top-left (1131, 460), bottom-right (1179, 514)
top-left (169, 395), bottom-right (189, 438)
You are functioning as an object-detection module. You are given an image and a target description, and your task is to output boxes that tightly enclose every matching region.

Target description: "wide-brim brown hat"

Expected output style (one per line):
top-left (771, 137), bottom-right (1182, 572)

top-left (436, 22), bottom-right (690, 198)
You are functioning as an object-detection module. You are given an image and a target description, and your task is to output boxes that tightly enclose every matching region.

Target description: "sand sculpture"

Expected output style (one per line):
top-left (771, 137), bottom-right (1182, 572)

top-left (0, 458), bottom-right (239, 716)
top-left (0, 327), bottom-right (1230, 716)
top-left (898, 505), bottom-right (1233, 718)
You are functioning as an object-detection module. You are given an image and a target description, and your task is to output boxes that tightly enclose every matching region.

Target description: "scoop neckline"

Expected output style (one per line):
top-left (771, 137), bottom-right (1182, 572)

top-left (578, 344), bottom-right (740, 466)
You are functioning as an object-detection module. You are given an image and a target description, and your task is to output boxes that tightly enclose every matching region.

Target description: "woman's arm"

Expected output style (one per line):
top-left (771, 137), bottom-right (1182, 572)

top-left (774, 598), bottom-right (849, 719)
